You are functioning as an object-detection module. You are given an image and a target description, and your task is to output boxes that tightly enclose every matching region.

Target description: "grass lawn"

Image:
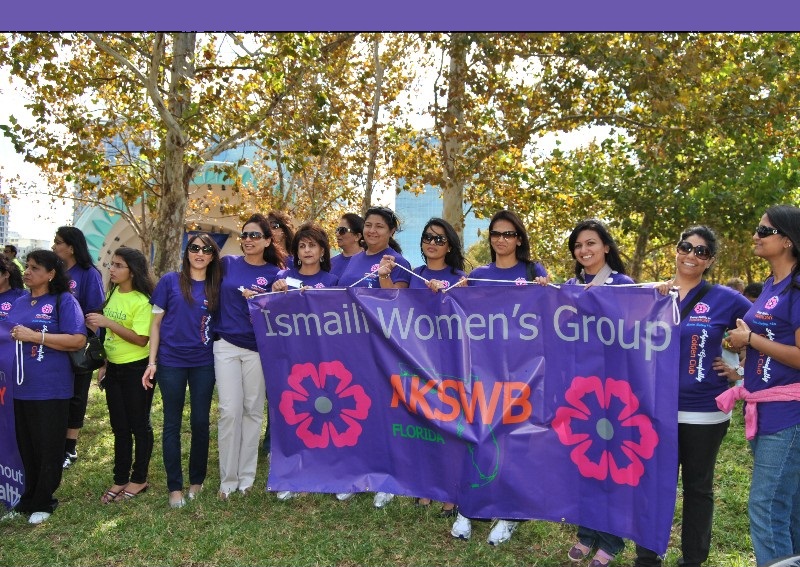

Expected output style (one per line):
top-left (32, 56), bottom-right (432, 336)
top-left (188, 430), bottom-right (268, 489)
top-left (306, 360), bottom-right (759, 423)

top-left (1, 383), bottom-right (756, 566)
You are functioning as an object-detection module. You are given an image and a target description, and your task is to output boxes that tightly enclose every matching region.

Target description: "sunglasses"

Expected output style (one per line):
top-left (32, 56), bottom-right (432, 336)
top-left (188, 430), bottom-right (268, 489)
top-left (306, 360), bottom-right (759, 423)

top-left (676, 240), bottom-right (712, 260)
top-left (187, 243), bottom-right (214, 255)
top-left (755, 225), bottom-right (782, 238)
top-left (269, 221), bottom-right (281, 230)
top-left (421, 232), bottom-right (448, 246)
top-left (240, 231), bottom-right (264, 240)
top-left (489, 230), bottom-right (518, 240)
top-left (335, 226), bottom-right (354, 236)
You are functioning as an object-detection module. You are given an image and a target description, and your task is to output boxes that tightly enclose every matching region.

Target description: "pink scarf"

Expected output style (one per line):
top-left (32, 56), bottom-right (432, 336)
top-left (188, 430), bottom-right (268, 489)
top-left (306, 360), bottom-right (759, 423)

top-left (716, 383), bottom-right (800, 440)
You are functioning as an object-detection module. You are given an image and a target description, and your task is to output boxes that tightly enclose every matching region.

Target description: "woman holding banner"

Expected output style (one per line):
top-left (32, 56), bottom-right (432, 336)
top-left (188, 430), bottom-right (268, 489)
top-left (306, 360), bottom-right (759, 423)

top-left (272, 222), bottom-right (339, 294)
top-left (0, 256), bottom-right (25, 320)
top-left (6, 250), bottom-right (86, 524)
top-left (337, 206), bottom-right (412, 291)
top-left (563, 219), bottom-right (634, 566)
top-left (407, 217), bottom-right (467, 295)
top-left (635, 226), bottom-right (751, 567)
top-left (724, 206), bottom-right (800, 567)
top-left (215, 213), bottom-right (284, 500)
top-left (450, 209), bottom-right (548, 545)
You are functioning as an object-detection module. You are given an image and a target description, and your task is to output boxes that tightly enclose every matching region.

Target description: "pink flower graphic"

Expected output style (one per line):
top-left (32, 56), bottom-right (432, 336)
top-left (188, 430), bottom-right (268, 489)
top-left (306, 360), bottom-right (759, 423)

top-left (1, 302), bottom-right (11, 311)
top-left (765, 295), bottom-right (779, 310)
top-left (514, 277), bottom-right (528, 286)
top-left (279, 361), bottom-right (371, 449)
top-left (694, 302), bottom-right (709, 314)
top-left (370, 263), bottom-right (381, 273)
top-left (41, 304), bottom-right (53, 314)
top-left (256, 276), bottom-right (268, 286)
top-left (552, 375), bottom-right (659, 487)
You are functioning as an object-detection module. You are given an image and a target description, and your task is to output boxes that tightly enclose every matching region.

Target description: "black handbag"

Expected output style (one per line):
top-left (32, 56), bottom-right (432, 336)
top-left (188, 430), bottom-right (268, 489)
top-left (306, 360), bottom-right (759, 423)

top-left (69, 328), bottom-right (107, 373)
top-left (56, 292), bottom-right (108, 373)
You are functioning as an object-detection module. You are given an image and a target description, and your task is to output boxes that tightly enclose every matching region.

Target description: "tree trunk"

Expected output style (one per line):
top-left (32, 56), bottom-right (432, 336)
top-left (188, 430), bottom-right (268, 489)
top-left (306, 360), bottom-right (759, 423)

top-left (441, 33), bottom-right (468, 240)
top-left (363, 35), bottom-right (383, 215)
top-left (629, 210), bottom-right (654, 282)
top-left (151, 32), bottom-right (195, 277)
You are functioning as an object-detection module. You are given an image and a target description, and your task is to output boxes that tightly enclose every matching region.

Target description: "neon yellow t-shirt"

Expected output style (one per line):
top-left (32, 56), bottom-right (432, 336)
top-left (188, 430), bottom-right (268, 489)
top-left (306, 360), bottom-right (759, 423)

top-left (103, 288), bottom-right (152, 364)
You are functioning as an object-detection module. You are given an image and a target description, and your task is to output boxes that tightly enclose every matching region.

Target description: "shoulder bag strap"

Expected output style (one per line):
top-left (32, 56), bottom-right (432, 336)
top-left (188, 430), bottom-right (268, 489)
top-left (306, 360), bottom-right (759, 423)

top-left (680, 281), bottom-right (712, 321)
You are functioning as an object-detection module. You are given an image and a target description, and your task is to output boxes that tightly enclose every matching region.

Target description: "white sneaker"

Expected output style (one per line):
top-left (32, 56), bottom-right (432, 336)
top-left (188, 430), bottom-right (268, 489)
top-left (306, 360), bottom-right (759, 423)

top-left (450, 512), bottom-right (472, 540)
top-left (276, 490), bottom-right (297, 501)
top-left (336, 492), bottom-right (354, 501)
top-left (28, 511), bottom-right (51, 525)
top-left (373, 492), bottom-right (395, 508)
top-left (487, 519), bottom-right (518, 545)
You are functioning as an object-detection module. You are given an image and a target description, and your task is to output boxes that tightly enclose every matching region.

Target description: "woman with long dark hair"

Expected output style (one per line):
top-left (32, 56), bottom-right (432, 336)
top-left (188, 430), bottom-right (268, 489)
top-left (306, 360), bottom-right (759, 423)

top-left (725, 205), bottom-right (800, 566)
top-left (215, 213), bottom-right (285, 500)
top-left (6, 250), bottom-right (86, 523)
top-left (407, 217), bottom-right (466, 294)
top-left (450, 209), bottom-right (548, 545)
top-left (267, 210), bottom-right (295, 269)
top-left (52, 225), bottom-right (105, 469)
top-left (87, 247), bottom-right (155, 503)
top-left (142, 233), bottom-right (222, 508)
top-left (330, 213), bottom-right (365, 277)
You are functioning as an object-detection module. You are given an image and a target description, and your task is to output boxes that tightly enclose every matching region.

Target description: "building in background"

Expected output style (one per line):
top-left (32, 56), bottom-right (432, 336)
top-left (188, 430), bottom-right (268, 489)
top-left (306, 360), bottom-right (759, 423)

top-left (0, 193), bottom-right (9, 245)
top-left (395, 185), bottom-right (488, 269)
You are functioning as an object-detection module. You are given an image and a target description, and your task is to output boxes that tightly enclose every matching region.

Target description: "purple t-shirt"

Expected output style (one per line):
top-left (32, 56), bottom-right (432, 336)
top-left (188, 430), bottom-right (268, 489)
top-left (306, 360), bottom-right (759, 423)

top-left (68, 264), bottom-right (105, 315)
top-left (217, 255), bottom-right (280, 351)
top-left (330, 253), bottom-right (354, 277)
top-left (468, 261), bottom-right (547, 287)
top-left (337, 248), bottom-right (412, 288)
top-left (276, 267), bottom-right (339, 289)
top-left (150, 272), bottom-right (213, 367)
top-left (676, 283), bottom-right (751, 412)
top-left (0, 288), bottom-right (25, 321)
top-left (8, 291), bottom-right (86, 400)
top-left (409, 266), bottom-right (466, 290)
top-left (743, 275), bottom-right (800, 435)
top-left (565, 271), bottom-right (635, 286)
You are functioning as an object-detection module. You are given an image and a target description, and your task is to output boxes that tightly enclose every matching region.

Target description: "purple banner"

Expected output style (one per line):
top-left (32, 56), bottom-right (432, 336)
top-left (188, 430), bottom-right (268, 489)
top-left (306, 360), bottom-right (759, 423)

top-left (250, 285), bottom-right (679, 553)
top-left (0, 320), bottom-right (25, 510)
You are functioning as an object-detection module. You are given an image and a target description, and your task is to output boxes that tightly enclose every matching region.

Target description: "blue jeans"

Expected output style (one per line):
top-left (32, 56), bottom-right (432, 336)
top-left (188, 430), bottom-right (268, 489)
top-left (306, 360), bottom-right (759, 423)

top-left (749, 424), bottom-right (800, 566)
top-left (577, 526), bottom-right (625, 556)
top-left (157, 364), bottom-right (215, 492)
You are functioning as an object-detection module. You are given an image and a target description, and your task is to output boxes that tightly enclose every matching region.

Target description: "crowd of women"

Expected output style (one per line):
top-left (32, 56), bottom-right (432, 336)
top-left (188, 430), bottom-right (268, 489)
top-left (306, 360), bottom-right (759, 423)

top-left (2, 203), bottom-right (800, 567)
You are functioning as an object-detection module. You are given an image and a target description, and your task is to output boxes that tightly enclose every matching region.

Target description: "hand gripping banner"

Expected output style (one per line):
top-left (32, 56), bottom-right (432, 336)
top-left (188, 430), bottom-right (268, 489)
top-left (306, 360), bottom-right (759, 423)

top-left (250, 285), bottom-right (679, 553)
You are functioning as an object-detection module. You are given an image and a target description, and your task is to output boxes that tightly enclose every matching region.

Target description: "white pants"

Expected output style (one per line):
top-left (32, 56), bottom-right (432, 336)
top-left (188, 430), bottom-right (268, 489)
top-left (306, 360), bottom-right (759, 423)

top-left (213, 338), bottom-right (266, 493)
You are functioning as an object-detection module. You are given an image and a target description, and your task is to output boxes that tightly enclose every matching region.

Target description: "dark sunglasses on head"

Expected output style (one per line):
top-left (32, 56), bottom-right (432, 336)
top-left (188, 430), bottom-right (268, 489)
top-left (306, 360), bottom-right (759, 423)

top-left (335, 226), bottom-right (354, 236)
top-left (676, 240), bottom-right (712, 260)
top-left (421, 232), bottom-right (447, 246)
top-left (755, 225), bottom-right (782, 238)
top-left (269, 221), bottom-right (281, 229)
top-left (489, 230), bottom-right (518, 240)
top-left (188, 243), bottom-right (214, 255)
top-left (240, 231), bottom-right (264, 240)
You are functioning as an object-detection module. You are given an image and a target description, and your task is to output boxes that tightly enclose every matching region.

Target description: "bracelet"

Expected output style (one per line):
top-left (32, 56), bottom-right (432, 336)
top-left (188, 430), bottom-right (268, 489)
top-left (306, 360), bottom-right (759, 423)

top-left (379, 274), bottom-right (391, 280)
top-left (147, 363), bottom-right (157, 367)
top-left (747, 331), bottom-right (753, 346)
top-left (41, 330), bottom-right (45, 345)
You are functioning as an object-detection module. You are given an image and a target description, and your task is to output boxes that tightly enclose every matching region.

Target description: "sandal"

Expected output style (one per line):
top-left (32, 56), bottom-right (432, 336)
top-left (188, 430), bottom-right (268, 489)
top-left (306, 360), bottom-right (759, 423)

top-left (415, 498), bottom-right (431, 507)
top-left (568, 542), bottom-right (592, 562)
top-left (115, 482), bottom-right (149, 501)
top-left (588, 549), bottom-right (615, 567)
top-left (101, 484), bottom-right (128, 504)
top-left (439, 504), bottom-right (458, 518)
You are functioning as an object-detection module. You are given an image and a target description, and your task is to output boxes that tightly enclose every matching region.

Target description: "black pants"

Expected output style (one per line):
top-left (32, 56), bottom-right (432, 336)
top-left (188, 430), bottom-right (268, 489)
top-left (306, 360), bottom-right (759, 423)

top-left (104, 358), bottom-right (154, 485)
top-left (636, 420), bottom-right (729, 567)
top-left (67, 369), bottom-right (93, 429)
top-left (13, 398), bottom-right (69, 514)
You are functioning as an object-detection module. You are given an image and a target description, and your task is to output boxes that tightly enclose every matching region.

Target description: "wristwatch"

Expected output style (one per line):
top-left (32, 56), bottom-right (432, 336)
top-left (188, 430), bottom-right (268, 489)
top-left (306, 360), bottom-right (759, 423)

top-left (735, 365), bottom-right (745, 377)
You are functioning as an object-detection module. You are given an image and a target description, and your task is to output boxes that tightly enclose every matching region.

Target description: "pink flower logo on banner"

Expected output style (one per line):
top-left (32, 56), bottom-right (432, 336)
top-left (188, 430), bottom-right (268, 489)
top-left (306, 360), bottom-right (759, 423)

top-left (552, 375), bottom-right (658, 487)
top-left (765, 295), bottom-right (779, 310)
top-left (694, 302), bottom-right (709, 314)
top-left (279, 361), bottom-right (372, 449)
top-left (41, 304), bottom-right (53, 314)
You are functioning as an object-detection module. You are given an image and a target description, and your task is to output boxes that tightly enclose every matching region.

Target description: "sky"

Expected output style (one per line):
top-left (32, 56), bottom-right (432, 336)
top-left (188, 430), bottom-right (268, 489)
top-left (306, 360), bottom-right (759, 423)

top-left (0, 69), bottom-right (72, 241)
